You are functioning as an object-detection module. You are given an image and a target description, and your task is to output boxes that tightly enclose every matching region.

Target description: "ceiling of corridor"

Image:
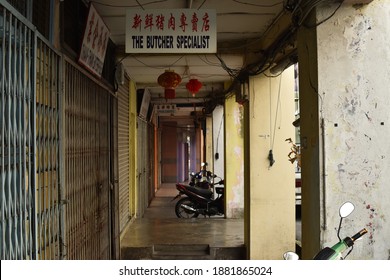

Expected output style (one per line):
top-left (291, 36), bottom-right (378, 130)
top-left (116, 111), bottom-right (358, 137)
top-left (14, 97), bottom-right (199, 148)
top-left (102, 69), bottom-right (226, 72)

top-left (91, 0), bottom-right (289, 109)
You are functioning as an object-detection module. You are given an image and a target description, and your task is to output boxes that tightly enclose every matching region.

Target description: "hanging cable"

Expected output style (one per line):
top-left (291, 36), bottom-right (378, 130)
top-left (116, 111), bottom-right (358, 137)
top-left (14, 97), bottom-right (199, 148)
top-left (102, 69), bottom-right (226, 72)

top-left (233, 0), bottom-right (284, 8)
top-left (215, 114), bottom-right (224, 160)
top-left (268, 72), bottom-right (283, 168)
top-left (268, 78), bottom-right (275, 167)
top-left (271, 74), bottom-right (283, 150)
top-left (91, 0), bottom-right (168, 8)
top-left (197, 0), bottom-right (207, 9)
top-left (215, 0), bottom-right (333, 109)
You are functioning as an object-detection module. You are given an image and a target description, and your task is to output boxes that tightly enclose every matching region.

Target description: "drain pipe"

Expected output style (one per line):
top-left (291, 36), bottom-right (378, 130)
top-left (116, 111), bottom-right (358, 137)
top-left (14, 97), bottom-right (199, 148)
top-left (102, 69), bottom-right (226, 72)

top-left (321, 117), bottom-right (327, 230)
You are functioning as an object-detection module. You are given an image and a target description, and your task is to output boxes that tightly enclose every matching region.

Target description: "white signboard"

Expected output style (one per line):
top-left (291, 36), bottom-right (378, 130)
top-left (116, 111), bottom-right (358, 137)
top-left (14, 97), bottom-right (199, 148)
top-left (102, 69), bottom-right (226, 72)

top-left (78, 4), bottom-right (110, 77)
top-left (139, 89), bottom-right (151, 119)
top-left (125, 9), bottom-right (216, 53)
top-left (155, 104), bottom-right (176, 114)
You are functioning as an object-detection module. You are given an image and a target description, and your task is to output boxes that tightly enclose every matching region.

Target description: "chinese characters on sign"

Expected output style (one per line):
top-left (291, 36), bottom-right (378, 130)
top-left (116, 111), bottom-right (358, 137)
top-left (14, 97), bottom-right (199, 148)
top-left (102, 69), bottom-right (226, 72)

top-left (126, 9), bottom-right (216, 53)
top-left (155, 104), bottom-right (177, 115)
top-left (79, 4), bottom-right (110, 77)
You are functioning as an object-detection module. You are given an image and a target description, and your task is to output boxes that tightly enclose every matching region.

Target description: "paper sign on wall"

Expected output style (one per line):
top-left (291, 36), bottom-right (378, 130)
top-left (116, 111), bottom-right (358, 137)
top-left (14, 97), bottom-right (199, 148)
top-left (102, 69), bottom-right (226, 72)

top-left (78, 4), bottom-right (110, 77)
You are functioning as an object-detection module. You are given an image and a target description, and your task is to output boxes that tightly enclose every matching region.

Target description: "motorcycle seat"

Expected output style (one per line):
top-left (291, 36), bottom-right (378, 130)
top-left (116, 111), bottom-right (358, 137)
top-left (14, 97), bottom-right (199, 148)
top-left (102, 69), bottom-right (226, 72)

top-left (187, 185), bottom-right (213, 199)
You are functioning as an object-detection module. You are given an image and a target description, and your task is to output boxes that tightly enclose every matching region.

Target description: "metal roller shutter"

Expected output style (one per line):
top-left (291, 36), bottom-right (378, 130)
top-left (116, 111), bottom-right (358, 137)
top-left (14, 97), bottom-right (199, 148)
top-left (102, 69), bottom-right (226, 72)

top-left (137, 118), bottom-right (149, 215)
top-left (117, 77), bottom-right (131, 232)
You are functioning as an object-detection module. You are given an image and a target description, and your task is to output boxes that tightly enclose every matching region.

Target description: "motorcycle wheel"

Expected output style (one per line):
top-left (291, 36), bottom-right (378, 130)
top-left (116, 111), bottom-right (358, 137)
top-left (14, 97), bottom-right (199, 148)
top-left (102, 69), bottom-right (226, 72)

top-left (175, 198), bottom-right (199, 218)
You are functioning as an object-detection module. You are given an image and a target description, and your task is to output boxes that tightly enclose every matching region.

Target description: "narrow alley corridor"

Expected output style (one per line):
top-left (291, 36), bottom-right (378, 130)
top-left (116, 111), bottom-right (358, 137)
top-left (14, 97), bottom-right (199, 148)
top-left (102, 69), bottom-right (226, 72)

top-left (120, 183), bottom-right (245, 259)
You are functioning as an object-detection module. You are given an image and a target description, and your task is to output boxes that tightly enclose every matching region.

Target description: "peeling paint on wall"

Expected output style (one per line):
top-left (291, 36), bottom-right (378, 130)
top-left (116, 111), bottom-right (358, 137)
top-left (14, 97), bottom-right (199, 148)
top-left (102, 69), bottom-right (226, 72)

top-left (234, 104), bottom-right (245, 138)
top-left (227, 151), bottom-right (245, 218)
top-left (363, 202), bottom-right (386, 247)
top-left (225, 96), bottom-right (245, 218)
top-left (316, 1), bottom-right (390, 259)
top-left (343, 13), bottom-right (372, 57)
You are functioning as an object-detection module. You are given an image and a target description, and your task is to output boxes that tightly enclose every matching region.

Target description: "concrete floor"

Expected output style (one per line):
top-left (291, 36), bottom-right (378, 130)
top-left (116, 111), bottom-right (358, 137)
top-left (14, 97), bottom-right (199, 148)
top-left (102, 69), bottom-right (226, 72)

top-left (120, 183), bottom-right (246, 260)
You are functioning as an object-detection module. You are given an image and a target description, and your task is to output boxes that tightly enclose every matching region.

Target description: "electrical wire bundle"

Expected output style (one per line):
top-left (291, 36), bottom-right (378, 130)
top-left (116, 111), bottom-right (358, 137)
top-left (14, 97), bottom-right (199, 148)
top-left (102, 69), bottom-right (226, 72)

top-left (215, 0), bottom-right (344, 100)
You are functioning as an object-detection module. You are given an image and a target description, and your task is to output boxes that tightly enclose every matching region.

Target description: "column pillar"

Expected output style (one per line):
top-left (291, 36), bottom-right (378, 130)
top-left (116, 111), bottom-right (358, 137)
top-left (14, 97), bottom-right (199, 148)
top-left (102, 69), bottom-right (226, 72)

top-left (247, 67), bottom-right (295, 259)
top-left (224, 95), bottom-right (245, 218)
top-left (298, 0), bottom-right (390, 259)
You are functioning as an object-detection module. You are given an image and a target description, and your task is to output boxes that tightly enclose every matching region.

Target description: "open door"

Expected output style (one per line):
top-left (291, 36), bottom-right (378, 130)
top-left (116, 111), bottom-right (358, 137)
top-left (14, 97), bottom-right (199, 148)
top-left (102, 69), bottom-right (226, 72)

top-left (161, 122), bottom-right (178, 183)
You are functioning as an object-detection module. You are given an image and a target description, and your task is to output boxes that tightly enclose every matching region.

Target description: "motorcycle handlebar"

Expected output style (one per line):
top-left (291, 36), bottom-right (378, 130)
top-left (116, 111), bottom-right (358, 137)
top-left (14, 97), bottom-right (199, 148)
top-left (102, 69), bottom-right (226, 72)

top-left (351, 228), bottom-right (368, 242)
top-left (210, 179), bottom-right (224, 186)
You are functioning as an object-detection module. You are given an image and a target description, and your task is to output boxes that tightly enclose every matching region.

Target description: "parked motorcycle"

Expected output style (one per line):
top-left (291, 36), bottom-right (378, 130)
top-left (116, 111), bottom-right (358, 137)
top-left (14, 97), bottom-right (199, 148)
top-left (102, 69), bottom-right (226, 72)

top-left (173, 177), bottom-right (225, 218)
top-left (189, 162), bottom-right (216, 189)
top-left (284, 201), bottom-right (368, 260)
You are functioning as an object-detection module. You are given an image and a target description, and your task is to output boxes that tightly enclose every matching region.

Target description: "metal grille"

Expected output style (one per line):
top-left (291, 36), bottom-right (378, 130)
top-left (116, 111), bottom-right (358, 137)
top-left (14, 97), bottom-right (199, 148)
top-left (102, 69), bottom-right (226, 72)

top-left (0, 4), bottom-right (35, 260)
top-left (0, 3), bottom-right (62, 260)
top-left (35, 37), bottom-right (62, 259)
top-left (64, 60), bottom-right (111, 259)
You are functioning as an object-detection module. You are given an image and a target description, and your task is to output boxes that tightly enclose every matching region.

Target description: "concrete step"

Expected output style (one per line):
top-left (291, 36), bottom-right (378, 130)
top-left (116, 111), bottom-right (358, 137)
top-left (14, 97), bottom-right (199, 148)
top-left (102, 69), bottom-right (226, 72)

top-left (120, 244), bottom-right (247, 260)
top-left (152, 244), bottom-right (212, 260)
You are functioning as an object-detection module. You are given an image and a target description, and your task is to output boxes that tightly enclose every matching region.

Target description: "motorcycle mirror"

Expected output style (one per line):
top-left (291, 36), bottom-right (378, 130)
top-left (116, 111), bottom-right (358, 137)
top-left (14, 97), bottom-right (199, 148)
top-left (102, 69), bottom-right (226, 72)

top-left (283, 251), bottom-right (299, 260)
top-left (339, 202), bottom-right (355, 218)
top-left (337, 202), bottom-right (355, 241)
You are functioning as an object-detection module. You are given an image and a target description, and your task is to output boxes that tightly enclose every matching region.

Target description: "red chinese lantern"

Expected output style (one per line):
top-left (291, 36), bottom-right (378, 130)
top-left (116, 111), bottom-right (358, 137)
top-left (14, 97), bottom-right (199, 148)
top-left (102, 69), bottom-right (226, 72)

top-left (186, 78), bottom-right (202, 96)
top-left (157, 70), bottom-right (182, 99)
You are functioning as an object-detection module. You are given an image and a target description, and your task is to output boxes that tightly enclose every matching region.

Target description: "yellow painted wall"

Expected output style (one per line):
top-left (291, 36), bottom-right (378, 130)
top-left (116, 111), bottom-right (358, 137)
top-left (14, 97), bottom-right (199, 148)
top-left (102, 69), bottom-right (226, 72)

top-left (205, 116), bottom-right (214, 169)
top-left (129, 80), bottom-right (138, 217)
top-left (297, 21), bottom-right (321, 259)
top-left (225, 95), bottom-right (245, 218)
top-left (247, 67), bottom-right (295, 259)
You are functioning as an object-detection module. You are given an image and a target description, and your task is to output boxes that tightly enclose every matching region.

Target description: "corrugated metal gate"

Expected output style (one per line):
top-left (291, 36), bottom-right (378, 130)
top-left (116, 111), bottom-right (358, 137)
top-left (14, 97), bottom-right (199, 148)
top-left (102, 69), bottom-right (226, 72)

top-left (1, 2), bottom-right (118, 260)
top-left (35, 37), bottom-right (62, 260)
top-left (63, 59), bottom-right (111, 259)
top-left (147, 123), bottom-right (155, 204)
top-left (117, 76), bottom-right (131, 232)
top-left (136, 118), bottom-right (147, 215)
top-left (137, 118), bottom-right (152, 215)
top-left (0, 3), bottom-right (62, 260)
